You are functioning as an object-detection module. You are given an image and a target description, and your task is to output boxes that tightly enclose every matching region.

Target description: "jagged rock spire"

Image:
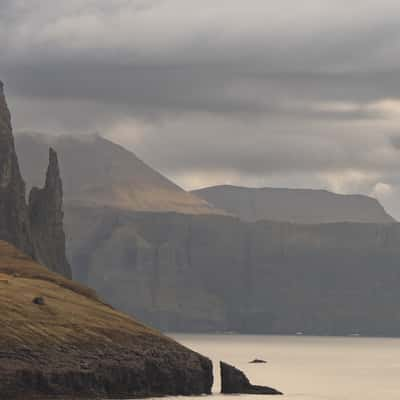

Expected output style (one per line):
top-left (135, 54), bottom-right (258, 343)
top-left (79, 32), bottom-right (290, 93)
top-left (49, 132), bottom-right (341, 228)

top-left (29, 148), bottom-right (71, 278)
top-left (0, 81), bottom-right (33, 255)
top-left (46, 148), bottom-right (62, 192)
top-left (0, 81), bottom-right (71, 278)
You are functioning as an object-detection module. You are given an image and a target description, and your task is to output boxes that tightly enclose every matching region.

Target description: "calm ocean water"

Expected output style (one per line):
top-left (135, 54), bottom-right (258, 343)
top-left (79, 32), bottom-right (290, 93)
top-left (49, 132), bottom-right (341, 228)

top-left (166, 334), bottom-right (400, 400)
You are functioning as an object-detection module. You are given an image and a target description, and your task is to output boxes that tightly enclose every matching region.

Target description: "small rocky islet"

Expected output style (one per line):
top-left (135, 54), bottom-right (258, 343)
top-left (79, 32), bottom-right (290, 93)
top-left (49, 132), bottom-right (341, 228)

top-left (249, 358), bottom-right (268, 364)
top-left (221, 361), bottom-right (283, 395)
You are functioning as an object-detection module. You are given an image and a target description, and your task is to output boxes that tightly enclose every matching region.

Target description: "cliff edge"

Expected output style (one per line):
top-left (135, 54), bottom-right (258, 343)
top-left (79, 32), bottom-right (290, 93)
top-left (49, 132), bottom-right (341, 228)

top-left (193, 185), bottom-right (395, 224)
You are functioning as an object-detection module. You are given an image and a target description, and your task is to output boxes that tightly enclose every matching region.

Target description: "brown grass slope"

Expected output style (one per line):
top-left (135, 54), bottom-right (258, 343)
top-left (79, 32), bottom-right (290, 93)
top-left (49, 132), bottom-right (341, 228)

top-left (0, 240), bottom-right (212, 399)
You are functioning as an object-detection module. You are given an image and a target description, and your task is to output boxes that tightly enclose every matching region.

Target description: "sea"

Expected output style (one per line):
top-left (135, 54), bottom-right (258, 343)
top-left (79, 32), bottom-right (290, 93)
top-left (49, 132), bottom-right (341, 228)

top-left (164, 333), bottom-right (400, 400)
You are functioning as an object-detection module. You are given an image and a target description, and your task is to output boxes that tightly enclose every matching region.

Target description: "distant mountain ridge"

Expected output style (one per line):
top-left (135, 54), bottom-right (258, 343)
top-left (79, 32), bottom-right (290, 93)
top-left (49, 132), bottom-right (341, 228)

top-left (192, 185), bottom-right (395, 224)
top-left (15, 133), bottom-right (224, 216)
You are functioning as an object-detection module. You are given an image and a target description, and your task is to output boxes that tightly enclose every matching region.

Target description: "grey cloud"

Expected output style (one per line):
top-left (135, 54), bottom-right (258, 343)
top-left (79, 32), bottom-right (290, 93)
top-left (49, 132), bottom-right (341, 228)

top-left (118, 117), bottom-right (390, 175)
top-left (3, 0), bottom-right (400, 218)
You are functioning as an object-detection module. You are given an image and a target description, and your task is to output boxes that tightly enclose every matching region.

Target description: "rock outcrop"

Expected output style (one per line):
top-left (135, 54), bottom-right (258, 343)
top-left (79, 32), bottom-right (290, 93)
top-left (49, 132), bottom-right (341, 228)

top-left (0, 82), bottom-right (71, 277)
top-left (0, 240), bottom-right (213, 399)
top-left (29, 148), bottom-right (71, 277)
top-left (220, 361), bottom-right (282, 395)
top-left (0, 82), bottom-right (32, 256)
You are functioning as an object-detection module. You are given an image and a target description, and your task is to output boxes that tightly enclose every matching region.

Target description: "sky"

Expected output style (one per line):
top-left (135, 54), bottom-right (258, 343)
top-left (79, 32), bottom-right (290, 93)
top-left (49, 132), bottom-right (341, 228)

top-left (2, 0), bottom-right (400, 218)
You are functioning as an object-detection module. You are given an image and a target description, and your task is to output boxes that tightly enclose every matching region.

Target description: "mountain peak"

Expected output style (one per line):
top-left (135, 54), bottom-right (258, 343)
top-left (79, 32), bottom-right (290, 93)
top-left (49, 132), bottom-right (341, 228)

top-left (16, 132), bottom-right (225, 216)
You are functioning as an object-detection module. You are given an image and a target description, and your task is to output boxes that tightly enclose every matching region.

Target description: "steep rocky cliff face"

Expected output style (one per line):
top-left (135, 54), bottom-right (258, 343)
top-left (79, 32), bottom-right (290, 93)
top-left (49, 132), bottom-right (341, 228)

top-left (0, 82), bottom-right (32, 255)
top-left (65, 206), bottom-right (400, 336)
top-left (0, 82), bottom-right (71, 277)
top-left (29, 149), bottom-right (71, 277)
top-left (12, 97), bottom-right (400, 336)
top-left (0, 240), bottom-right (213, 399)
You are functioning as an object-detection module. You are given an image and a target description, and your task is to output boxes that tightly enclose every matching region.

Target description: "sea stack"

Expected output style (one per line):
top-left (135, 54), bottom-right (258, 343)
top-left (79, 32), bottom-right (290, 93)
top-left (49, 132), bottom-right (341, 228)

top-left (0, 81), bottom-right (33, 256)
top-left (29, 148), bottom-right (71, 278)
top-left (0, 81), bottom-right (71, 277)
top-left (220, 361), bottom-right (282, 395)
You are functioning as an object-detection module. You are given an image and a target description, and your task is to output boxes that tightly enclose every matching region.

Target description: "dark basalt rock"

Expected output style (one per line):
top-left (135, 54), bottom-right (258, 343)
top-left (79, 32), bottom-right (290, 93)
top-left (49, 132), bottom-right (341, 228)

top-left (0, 81), bottom-right (33, 257)
top-left (29, 148), bottom-right (71, 278)
top-left (0, 81), bottom-right (71, 278)
top-left (32, 296), bottom-right (45, 305)
top-left (3, 350), bottom-right (213, 399)
top-left (220, 361), bottom-right (282, 395)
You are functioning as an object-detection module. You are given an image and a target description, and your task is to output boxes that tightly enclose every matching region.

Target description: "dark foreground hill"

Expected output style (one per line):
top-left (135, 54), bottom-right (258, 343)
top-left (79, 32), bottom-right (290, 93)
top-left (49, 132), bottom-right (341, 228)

top-left (0, 240), bottom-right (212, 399)
top-left (192, 185), bottom-right (395, 224)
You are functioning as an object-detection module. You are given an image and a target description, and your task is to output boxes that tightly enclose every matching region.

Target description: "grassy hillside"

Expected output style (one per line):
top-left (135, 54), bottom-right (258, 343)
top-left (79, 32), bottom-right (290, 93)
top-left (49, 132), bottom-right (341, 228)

top-left (0, 240), bottom-right (212, 399)
top-left (0, 240), bottom-right (155, 344)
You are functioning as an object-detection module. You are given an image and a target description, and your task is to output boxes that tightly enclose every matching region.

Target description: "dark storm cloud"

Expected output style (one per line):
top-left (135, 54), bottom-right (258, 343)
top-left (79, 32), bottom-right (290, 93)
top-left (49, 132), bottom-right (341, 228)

top-left (3, 1), bottom-right (400, 110)
top-left (3, 0), bottom-right (400, 217)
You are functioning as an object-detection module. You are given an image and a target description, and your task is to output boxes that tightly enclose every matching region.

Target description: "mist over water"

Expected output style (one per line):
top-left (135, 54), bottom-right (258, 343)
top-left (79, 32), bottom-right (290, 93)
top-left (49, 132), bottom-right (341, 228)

top-left (168, 334), bottom-right (400, 400)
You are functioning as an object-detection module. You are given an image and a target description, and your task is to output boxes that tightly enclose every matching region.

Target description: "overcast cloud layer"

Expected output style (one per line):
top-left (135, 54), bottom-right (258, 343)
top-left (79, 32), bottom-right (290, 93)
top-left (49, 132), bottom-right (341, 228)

top-left (2, 0), bottom-right (400, 218)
